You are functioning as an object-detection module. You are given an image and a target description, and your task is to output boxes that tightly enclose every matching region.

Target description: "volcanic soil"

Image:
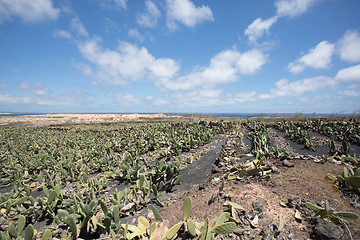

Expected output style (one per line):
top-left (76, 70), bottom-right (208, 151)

top-left (155, 125), bottom-right (360, 240)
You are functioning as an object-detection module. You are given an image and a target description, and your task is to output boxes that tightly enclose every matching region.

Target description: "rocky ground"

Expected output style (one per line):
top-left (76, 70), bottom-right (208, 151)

top-left (157, 124), bottom-right (360, 239)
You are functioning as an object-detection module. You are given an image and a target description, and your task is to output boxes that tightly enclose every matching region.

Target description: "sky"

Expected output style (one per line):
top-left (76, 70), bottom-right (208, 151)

top-left (1, 0), bottom-right (360, 114)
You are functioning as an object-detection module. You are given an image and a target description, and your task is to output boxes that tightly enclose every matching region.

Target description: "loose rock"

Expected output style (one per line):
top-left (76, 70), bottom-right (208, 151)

top-left (313, 218), bottom-right (338, 240)
top-left (282, 160), bottom-right (294, 167)
top-left (252, 198), bottom-right (267, 213)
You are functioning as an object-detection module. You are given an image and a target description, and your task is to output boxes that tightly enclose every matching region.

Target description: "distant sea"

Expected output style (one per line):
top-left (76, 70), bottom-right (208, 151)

top-left (0, 112), bottom-right (353, 117)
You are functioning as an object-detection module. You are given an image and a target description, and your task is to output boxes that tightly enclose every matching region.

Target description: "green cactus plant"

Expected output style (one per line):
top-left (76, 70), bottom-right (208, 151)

top-left (340, 140), bottom-right (351, 155)
top-left (183, 197), bottom-right (192, 221)
top-left (41, 229), bottom-right (52, 240)
top-left (1, 215), bottom-right (36, 240)
top-left (306, 199), bottom-right (359, 239)
top-left (57, 209), bottom-right (77, 239)
top-left (329, 139), bottom-right (336, 154)
top-left (327, 166), bottom-right (360, 189)
top-left (306, 200), bottom-right (359, 222)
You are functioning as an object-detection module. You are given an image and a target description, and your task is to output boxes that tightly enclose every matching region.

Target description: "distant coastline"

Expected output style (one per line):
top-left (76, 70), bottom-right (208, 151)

top-left (0, 112), bottom-right (354, 117)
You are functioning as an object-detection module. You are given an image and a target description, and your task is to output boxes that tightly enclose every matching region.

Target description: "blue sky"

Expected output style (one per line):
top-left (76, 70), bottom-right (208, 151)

top-left (1, 0), bottom-right (360, 114)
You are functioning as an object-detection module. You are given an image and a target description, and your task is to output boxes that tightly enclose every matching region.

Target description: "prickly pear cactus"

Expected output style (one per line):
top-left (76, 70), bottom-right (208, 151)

top-left (183, 197), bottom-right (192, 221)
top-left (211, 222), bottom-right (236, 234)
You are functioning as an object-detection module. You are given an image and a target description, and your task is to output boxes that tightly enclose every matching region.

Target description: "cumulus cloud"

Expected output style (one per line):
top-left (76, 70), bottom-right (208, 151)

top-left (76, 36), bottom-right (180, 85)
top-left (137, 1), bottom-right (161, 28)
top-left (166, 0), bottom-right (213, 30)
top-left (275, 0), bottom-right (317, 18)
top-left (338, 30), bottom-right (360, 63)
top-left (335, 64), bottom-right (360, 82)
top-left (288, 41), bottom-right (335, 74)
top-left (155, 48), bottom-right (267, 92)
top-left (244, 0), bottom-right (317, 45)
top-left (0, 0), bottom-right (60, 24)
top-left (236, 49), bottom-right (268, 74)
top-left (245, 17), bottom-right (278, 43)
top-left (78, 38), bottom-right (153, 84)
top-left (68, 17), bottom-right (269, 109)
top-left (260, 76), bottom-right (336, 99)
top-left (150, 58), bottom-right (180, 79)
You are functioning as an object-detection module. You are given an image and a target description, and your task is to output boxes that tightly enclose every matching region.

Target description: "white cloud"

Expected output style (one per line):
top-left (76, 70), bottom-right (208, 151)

top-left (137, 1), bottom-right (161, 28)
top-left (78, 38), bottom-right (153, 84)
top-left (201, 50), bottom-right (242, 84)
top-left (287, 62), bottom-right (306, 74)
top-left (275, 0), bottom-right (317, 18)
top-left (53, 30), bottom-right (72, 39)
top-left (151, 48), bottom-right (267, 108)
top-left (114, 0), bottom-right (127, 9)
top-left (76, 36), bottom-right (181, 86)
top-left (166, 0), bottom-right (213, 30)
top-left (338, 90), bottom-right (359, 97)
top-left (34, 92), bottom-right (87, 106)
top-left (155, 48), bottom-right (267, 92)
top-left (246, 0), bottom-right (317, 45)
top-left (0, 0), bottom-right (60, 24)
top-left (261, 76), bottom-right (336, 98)
top-left (245, 17), bottom-right (278, 43)
top-left (69, 18), bottom-right (267, 109)
top-left (236, 49), bottom-right (268, 74)
top-left (337, 30), bottom-right (360, 63)
top-left (226, 92), bottom-right (258, 104)
top-left (153, 99), bottom-right (169, 106)
top-left (0, 92), bottom-right (23, 104)
top-left (128, 28), bottom-right (145, 42)
top-left (172, 88), bottom-right (222, 107)
top-left (288, 41), bottom-right (335, 74)
top-left (335, 64), bottom-right (360, 82)
top-left (300, 97), bottom-right (310, 102)
top-left (115, 93), bottom-right (141, 106)
top-left (72, 61), bottom-right (94, 77)
top-left (1, 84), bottom-right (88, 107)
top-left (97, 0), bottom-right (127, 10)
top-left (17, 82), bottom-right (51, 96)
top-left (0, 83), bottom-right (5, 89)
top-left (150, 58), bottom-right (180, 79)
top-left (71, 17), bottom-right (88, 37)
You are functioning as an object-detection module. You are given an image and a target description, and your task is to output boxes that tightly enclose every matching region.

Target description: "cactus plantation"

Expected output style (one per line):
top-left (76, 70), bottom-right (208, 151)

top-left (0, 114), bottom-right (360, 239)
